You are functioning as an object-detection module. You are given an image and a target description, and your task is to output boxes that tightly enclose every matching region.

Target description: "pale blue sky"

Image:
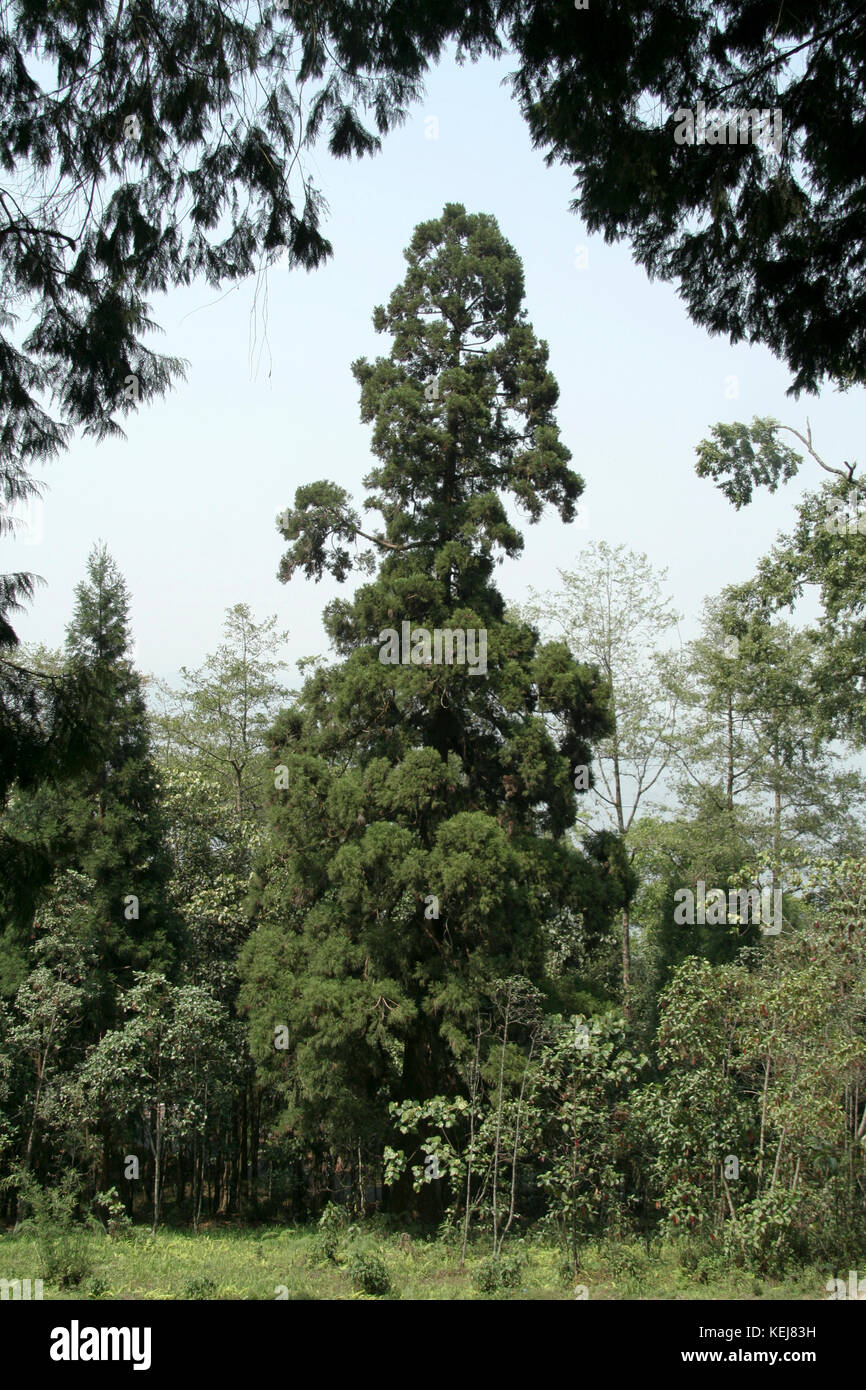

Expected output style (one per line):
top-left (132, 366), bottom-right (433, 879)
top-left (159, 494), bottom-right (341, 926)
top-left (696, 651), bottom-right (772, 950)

top-left (9, 47), bottom-right (864, 686)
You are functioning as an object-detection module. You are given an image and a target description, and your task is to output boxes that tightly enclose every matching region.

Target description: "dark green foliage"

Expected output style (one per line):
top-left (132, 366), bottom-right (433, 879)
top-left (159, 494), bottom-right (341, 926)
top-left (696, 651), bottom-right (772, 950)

top-left (59, 549), bottom-right (182, 1005)
top-left (471, 1248), bottom-right (526, 1292)
top-left (507, 0), bottom-right (866, 396)
top-left (695, 419), bottom-right (811, 510)
top-left (242, 206), bottom-right (624, 1175)
top-left (536, 1016), bottom-right (646, 1271)
top-left (346, 1248), bottom-right (392, 1296)
top-left (1, 546), bottom-right (184, 1025)
top-left (181, 1275), bottom-right (218, 1300)
top-left (0, 643), bottom-right (106, 933)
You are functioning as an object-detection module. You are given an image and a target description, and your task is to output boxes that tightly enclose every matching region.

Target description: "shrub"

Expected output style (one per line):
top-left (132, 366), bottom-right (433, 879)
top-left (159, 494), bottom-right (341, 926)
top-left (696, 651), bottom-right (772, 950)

top-left (722, 1191), bottom-right (803, 1276)
top-left (316, 1201), bottom-right (353, 1264)
top-left (93, 1187), bottom-right (133, 1239)
top-left (347, 1250), bottom-right (392, 1297)
top-left (181, 1275), bottom-right (218, 1299)
top-left (472, 1248), bottom-right (526, 1294)
top-left (15, 1170), bottom-right (96, 1288)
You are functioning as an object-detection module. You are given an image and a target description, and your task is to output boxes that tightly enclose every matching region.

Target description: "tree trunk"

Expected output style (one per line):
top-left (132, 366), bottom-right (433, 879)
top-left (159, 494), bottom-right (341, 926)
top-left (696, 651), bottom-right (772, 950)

top-left (491, 1003), bottom-right (510, 1254)
top-left (726, 696), bottom-right (735, 819)
top-left (152, 1124), bottom-right (162, 1233)
top-left (237, 1091), bottom-right (248, 1212)
top-left (621, 905), bottom-right (631, 1019)
top-left (389, 1023), bottom-right (446, 1220)
top-left (250, 1083), bottom-right (261, 1208)
top-left (218, 1149), bottom-right (232, 1215)
top-left (213, 1150), bottom-right (221, 1216)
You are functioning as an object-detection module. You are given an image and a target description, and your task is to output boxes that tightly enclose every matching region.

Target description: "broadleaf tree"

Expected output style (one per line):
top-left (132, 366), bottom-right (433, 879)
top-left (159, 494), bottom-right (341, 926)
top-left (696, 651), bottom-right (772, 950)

top-left (521, 541), bottom-right (681, 1012)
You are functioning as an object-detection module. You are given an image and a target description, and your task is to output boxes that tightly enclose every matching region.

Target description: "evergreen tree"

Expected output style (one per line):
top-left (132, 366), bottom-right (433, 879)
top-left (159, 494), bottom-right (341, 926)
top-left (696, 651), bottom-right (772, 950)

top-left (0, 640), bottom-right (102, 934)
top-left (2, 546), bottom-right (184, 1026)
top-left (64, 546), bottom-right (183, 1010)
top-left (240, 206), bottom-right (630, 1206)
top-left (508, 0), bottom-right (866, 396)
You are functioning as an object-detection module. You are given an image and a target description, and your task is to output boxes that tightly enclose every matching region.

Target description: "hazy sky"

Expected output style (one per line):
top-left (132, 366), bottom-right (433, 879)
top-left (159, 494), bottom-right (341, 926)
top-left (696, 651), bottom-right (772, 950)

top-left (9, 46), bottom-right (865, 688)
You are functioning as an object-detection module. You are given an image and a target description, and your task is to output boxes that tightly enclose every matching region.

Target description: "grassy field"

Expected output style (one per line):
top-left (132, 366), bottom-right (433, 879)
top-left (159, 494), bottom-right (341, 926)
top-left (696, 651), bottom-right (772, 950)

top-left (0, 1223), bottom-right (837, 1300)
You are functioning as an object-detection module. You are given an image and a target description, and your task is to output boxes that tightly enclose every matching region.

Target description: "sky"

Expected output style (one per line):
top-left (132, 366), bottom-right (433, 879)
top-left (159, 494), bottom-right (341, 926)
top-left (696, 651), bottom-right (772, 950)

top-left (8, 45), bottom-right (865, 690)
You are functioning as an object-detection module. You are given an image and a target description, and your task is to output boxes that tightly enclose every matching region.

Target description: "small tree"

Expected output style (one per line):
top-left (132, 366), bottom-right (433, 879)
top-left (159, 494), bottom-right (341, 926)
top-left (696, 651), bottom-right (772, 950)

top-left (522, 542), bottom-right (682, 1011)
top-left (536, 1015), bottom-right (646, 1277)
top-left (9, 873), bottom-right (100, 1191)
top-left (80, 974), bottom-right (233, 1231)
top-left (156, 604), bottom-right (290, 816)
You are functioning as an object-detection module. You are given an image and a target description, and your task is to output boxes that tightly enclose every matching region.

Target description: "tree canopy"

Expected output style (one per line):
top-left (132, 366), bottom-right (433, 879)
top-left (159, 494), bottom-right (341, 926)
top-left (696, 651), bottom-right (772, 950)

top-left (4, 0), bottom-right (864, 646)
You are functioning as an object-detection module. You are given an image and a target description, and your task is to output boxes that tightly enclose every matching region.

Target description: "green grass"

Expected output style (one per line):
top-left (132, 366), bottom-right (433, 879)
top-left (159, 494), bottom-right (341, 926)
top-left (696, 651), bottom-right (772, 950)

top-left (0, 1223), bottom-right (841, 1300)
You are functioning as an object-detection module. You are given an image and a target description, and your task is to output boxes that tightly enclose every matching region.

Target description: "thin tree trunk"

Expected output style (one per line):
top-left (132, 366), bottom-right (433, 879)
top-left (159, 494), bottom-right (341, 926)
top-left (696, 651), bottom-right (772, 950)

top-left (460, 1024), bottom-right (482, 1268)
top-left (757, 1054), bottom-right (771, 1191)
top-left (770, 1127), bottom-right (786, 1191)
top-left (491, 1001), bottom-right (510, 1255)
top-left (501, 1033), bottom-right (537, 1251)
top-left (357, 1139), bottom-right (366, 1217)
top-left (250, 1084), bottom-right (261, 1207)
top-left (152, 1120), bottom-right (162, 1234)
top-left (721, 1168), bottom-right (738, 1223)
top-left (621, 906), bottom-right (631, 1019)
top-left (22, 1020), bottom-right (55, 1171)
top-left (219, 1150), bottom-right (232, 1215)
top-left (237, 1091), bottom-right (248, 1211)
top-left (726, 697), bottom-right (735, 817)
top-left (772, 759), bottom-right (782, 889)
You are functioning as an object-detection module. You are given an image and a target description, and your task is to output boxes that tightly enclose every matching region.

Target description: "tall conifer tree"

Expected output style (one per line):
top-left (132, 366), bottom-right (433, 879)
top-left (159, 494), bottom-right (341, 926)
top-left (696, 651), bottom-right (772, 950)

top-left (240, 207), bottom-right (632, 1199)
top-left (63, 545), bottom-right (183, 1015)
top-left (3, 546), bottom-right (183, 1024)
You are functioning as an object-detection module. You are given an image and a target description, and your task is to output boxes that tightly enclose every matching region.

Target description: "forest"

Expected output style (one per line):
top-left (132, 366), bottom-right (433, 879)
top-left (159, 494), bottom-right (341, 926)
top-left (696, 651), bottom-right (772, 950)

top-left (1, 0), bottom-right (865, 1306)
